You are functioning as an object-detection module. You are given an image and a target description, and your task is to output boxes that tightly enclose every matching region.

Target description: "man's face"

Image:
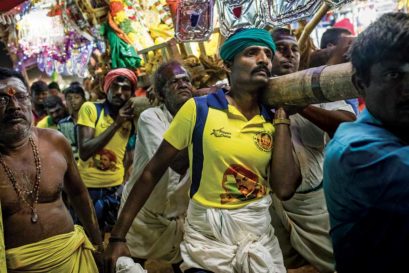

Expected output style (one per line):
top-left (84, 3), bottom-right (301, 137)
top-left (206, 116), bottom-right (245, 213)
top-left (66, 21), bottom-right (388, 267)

top-left (326, 32), bottom-right (350, 48)
top-left (271, 36), bottom-right (300, 76)
top-left (66, 93), bottom-right (85, 113)
top-left (49, 88), bottom-right (59, 97)
top-left (360, 59), bottom-right (409, 127)
top-left (230, 46), bottom-right (273, 88)
top-left (235, 172), bottom-right (256, 197)
top-left (32, 89), bottom-right (48, 107)
top-left (0, 77), bottom-right (32, 142)
top-left (47, 104), bottom-right (67, 124)
top-left (99, 155), bottom-right (111, 170)
top-left (161, 64), bottom-right (193, 116)
top-left (107, 77), bottom-right (133, 107)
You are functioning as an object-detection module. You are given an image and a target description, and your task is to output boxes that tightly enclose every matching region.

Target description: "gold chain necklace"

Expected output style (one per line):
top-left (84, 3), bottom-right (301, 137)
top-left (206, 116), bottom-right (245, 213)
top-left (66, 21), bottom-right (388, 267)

top-left (0, 136), bottom-right (41, 223)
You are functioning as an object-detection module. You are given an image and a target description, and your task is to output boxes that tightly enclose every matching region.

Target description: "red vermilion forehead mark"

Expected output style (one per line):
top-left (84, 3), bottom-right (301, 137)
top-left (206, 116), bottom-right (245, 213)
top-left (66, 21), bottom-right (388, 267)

top-left (7, 87), bottom-right (16, 96)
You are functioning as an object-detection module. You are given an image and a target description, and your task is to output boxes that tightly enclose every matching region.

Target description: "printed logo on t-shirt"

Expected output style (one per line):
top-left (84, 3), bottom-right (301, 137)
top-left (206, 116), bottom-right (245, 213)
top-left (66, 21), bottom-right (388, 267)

top-left (253, 131), bottom-right (273, 152)
top-left (89, 149), bottom-right (118, 171)
top-left (210, 127), bottom-right (231, 138)
top-left (220, 164), bottom-right (266, 204)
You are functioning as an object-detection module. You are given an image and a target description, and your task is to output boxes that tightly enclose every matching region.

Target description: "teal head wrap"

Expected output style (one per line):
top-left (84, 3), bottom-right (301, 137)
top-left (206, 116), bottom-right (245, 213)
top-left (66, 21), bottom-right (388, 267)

top-left (220, 28), bottom-right (276, 62)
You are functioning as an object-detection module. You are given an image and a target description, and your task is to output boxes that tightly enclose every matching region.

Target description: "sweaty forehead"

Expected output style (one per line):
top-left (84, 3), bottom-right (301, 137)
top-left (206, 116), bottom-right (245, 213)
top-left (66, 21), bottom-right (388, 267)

top-left (0, 77), bottom-right (28, 93)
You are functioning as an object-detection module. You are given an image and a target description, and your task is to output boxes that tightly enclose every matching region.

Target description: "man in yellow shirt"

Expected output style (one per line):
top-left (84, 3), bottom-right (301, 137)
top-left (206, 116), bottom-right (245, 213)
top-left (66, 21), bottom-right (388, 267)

top-left (105, 28), bottom-right (301, 273)
top-left (36, 95), bottom-right (68, 130)
top-left (77, 68), bottom-right (136, 234)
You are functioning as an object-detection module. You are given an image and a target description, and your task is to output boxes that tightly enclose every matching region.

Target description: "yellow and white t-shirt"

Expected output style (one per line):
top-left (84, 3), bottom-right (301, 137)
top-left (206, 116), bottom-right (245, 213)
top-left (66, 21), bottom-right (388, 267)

top-left (164, 90), bottom-right (275, 209)
top-left (77, 102), bottom-right (132, 188)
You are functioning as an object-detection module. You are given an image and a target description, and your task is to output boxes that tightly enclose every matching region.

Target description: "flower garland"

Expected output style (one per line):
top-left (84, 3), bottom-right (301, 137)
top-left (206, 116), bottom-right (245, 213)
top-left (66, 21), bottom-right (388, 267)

top-left (109, 0), bottom-right (174, 50)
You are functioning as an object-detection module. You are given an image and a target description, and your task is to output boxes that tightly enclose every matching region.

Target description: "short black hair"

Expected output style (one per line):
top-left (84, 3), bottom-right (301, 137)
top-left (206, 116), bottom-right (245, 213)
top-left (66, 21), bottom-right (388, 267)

top-left (0, 67), bottom-right (29, 91)
top-left (48, 81), bottom-right (60, 91)
top-left (350, 12), bottom-right (409, 84)
top-left (320, 27), bottom-right (352, 49)
top-left (69, 81), bottom-right (81, 87)
top-left (64, 85), bottom-right (86, 99)
top-left (43, 95), bottom-right (64, 109)
top-left (31, 80), bottom-right (48, 95)
top-left (153, 60), bottom-right (185, 98)
top-left (271, 28), bottom-right (295, 42)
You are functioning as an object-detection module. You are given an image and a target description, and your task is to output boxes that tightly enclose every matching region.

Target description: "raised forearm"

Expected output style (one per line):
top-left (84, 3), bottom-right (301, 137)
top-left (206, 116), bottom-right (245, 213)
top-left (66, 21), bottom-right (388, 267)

top-left (78, 123), bottom-right (121, 161)
top-left (270, 110), bottom-right (301, 200)
top-left (300, 106), bottom-right (356, 137)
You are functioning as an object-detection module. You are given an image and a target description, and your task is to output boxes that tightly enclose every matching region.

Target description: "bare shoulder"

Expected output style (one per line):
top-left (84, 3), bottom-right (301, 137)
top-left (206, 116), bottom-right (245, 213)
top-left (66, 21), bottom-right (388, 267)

top-left (33, 127), bottom-right (71, 152)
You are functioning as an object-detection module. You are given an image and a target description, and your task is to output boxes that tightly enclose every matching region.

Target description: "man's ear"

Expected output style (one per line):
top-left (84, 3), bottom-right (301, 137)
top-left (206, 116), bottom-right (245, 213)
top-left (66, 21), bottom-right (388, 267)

top-left (223, 61), bottom-right (232, 74)
top-left (351, 72), bottom-right (366, 98)
top-left (154, 88), bottom-right (165, 103)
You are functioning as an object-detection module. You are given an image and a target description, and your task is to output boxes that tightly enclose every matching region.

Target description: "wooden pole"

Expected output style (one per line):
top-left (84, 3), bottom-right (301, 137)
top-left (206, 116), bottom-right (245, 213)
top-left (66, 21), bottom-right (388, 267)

top-left (298, 2), bottom-right (331, 51)
top-left (262, 62), bottom-right (360, 107)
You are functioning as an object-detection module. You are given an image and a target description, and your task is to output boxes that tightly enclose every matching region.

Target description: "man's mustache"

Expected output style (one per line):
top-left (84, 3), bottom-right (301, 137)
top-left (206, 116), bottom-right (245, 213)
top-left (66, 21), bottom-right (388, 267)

top-left (113, 96), bottom-right (125, 102)
top-left (4, 112), bottom-right (27, 122)
top-left (252, 65), bottom-right (272, 77)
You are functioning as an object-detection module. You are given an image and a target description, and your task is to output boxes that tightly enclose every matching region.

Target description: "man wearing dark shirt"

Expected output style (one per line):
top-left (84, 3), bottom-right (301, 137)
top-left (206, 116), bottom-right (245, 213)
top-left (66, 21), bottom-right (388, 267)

top-left (324, 12), bottom-right (409, 273)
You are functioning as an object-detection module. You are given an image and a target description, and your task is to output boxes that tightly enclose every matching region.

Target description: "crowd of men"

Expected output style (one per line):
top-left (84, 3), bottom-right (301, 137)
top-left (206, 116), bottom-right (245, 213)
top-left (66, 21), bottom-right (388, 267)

top-left (0, 11), bottom-right (408, 273)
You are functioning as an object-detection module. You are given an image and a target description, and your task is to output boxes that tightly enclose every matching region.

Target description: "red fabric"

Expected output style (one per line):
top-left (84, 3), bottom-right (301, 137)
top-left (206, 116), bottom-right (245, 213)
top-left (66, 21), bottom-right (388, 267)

top-left (334, 18), bottom-right (356, 35)
top-left (103, 68), bottom-right (138, 94)
top-left (109, 1), bottom-right (124, 16)
top-left (135, 88), bottom-right (146, 97)
top-left (165, 0), bottom-right (180, 25)
top-left (0, 0), bottom-right (26, 12)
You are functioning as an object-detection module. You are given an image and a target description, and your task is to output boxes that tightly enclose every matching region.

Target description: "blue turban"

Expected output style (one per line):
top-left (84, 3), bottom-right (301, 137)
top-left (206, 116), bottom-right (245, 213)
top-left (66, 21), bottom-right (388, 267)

top-left (220, 28), bottom-right (276, 62)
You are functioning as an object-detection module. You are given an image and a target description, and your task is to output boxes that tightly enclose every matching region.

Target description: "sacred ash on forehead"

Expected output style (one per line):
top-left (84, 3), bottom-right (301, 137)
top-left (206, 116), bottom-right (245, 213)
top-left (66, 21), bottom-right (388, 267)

top-left (0, 78), bottom-right (28, 94)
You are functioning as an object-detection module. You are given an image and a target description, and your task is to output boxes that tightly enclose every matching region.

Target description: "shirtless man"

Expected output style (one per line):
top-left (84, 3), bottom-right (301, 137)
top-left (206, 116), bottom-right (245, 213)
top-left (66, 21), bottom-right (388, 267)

top-left (0, 67), bottom-right (102, 272)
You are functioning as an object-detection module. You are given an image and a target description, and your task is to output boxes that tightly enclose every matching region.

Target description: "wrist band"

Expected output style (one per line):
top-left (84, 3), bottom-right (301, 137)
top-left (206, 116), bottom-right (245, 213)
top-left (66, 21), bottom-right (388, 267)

top-left (273, 118), bottom-right (291, 126)
top-left (109, 236), bottom-right (127, 243)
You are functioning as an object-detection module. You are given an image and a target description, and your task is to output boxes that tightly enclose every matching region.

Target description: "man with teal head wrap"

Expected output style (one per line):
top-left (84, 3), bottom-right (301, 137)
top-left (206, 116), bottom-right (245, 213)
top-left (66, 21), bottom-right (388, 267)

top-left (103, 27), bottom-right (300, 273)
top-left (220, 28), bottom-right (277, 62)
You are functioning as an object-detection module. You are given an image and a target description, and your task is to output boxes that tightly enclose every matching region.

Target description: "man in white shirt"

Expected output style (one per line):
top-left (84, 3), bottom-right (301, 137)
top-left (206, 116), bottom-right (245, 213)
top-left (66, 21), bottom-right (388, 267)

top-left (269, 28), bottom-right (356, 273)
top-left (119, 61), bottom-right (193, 272)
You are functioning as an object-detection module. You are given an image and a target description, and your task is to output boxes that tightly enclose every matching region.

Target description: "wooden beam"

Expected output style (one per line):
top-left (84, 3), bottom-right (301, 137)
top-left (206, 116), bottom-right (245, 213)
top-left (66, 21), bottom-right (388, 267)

top-left (262, 62), bottom-right (360, 107)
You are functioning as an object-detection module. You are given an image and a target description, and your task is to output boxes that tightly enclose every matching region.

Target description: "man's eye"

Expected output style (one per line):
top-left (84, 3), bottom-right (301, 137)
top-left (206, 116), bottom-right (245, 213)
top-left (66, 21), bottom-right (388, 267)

top-left (385, 72), bottom-right (401, 80)
top-left (245, 50), bottom-right (256, 56)
top-left (15, 94), bottom-right (29, 100)
top-left (277, 46), bottom-right (285, 52)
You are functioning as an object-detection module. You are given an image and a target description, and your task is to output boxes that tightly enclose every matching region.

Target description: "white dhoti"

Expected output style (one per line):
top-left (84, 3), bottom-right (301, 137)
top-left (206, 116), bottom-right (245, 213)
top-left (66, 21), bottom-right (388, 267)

top-left (180, 195), bottom-right (285, 273)
top-left (271, 189), bottom-right (335, 273)
top-left (123, 206), bottom-right (185, 264)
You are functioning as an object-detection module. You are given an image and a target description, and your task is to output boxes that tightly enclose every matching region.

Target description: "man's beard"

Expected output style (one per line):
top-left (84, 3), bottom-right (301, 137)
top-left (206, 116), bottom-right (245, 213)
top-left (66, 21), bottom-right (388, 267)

top-left (0, 123), bottom-right (32, 144)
